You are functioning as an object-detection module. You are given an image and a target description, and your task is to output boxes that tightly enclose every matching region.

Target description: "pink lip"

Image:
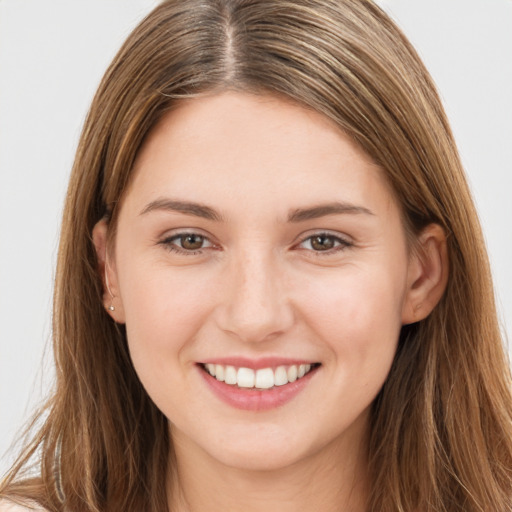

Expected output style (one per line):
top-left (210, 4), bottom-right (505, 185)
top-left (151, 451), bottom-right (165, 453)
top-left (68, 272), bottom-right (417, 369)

top-left (200, 356), bottom-right (316, 370)
top-left (197, 363), bottom-right (320, 411)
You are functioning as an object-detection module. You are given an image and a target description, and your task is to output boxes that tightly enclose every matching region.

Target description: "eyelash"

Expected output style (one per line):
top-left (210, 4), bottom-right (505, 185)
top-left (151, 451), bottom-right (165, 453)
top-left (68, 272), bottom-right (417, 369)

top-left (159, 231), bottom-right (353, 256)
top-left (159, 233), bottom-right (214, 255)
top-left (297, 233), bottom-right (353, 255)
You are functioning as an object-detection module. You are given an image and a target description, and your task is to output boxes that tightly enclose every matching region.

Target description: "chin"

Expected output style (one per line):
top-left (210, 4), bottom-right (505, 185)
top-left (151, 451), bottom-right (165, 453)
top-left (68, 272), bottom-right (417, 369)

top-left (179, 421), bottom-right (312, 472)
top-left (209, 444), bottom-right (306, 472)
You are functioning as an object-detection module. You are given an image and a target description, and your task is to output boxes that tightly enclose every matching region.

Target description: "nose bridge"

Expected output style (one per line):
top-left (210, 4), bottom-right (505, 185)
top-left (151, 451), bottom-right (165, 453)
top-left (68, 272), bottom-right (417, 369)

top-left (218, 246), bottom-right (293, 343)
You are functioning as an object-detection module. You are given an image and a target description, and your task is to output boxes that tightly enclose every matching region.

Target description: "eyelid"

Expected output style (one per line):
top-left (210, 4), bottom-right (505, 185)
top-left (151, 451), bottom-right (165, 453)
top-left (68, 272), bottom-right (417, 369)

top-left (158, 228), bottom-right (218, 254)
top-left (294, 230), bottom-right (353, 253)
top-left (157, 228), bottom-right (353, 256)
top-left (158, 226), bottom-right (215, 241)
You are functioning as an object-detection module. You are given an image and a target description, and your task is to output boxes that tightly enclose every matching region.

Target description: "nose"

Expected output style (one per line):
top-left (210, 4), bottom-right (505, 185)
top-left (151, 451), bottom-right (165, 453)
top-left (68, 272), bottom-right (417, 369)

top-left (214, 250), bottom-right (295, 344)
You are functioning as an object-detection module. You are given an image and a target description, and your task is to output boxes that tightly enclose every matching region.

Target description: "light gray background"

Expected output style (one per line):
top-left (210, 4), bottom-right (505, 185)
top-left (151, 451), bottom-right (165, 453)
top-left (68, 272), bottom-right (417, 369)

top-left (1, 0), bottom-right (511, 474)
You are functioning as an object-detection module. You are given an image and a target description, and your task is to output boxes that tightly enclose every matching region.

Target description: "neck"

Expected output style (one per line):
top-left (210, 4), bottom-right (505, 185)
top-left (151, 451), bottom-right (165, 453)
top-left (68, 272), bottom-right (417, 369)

top-left (167, 418), bottom-right (370, 512)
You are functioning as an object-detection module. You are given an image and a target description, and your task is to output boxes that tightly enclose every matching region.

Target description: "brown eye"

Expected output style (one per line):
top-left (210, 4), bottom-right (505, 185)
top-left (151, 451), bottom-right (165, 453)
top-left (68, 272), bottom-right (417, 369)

top-left (179, 234), bottom-right (205, 250)
top-left (310, 235), bottom-right (335, 251)
top-left (161, 232), bottom-right (214, 254)
top-left (298, 233), bottom-right (352, 254)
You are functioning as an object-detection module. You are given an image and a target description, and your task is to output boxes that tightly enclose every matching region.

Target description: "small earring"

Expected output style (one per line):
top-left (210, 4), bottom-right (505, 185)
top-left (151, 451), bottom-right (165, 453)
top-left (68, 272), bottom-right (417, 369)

top-left (105, 258), bottom-right (116, 312)
top-left (106, 281), bottom-right (116, 312)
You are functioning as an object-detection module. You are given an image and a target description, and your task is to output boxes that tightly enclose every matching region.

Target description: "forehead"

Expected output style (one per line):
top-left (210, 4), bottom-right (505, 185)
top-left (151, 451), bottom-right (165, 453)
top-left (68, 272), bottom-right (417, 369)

top-left (123, 92), bottom-right (397, 220)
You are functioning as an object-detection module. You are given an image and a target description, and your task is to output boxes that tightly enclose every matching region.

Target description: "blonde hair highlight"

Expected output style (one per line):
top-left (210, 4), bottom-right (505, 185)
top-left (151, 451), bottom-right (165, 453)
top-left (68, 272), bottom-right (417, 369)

top-left (2, 1), bottom-right (511, 511)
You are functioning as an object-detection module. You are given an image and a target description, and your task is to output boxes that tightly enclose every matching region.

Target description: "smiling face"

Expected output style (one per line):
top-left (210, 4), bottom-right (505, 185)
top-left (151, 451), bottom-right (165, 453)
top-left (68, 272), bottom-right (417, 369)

top-left (94, 92), bottom-right (432, 473)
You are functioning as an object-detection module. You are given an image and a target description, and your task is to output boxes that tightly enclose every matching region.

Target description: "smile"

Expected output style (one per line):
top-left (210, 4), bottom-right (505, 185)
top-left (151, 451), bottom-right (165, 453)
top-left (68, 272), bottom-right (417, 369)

top-left (201, 363), bottom-right (318, 390)
top-left (198, 360), bottom-right (320, 411)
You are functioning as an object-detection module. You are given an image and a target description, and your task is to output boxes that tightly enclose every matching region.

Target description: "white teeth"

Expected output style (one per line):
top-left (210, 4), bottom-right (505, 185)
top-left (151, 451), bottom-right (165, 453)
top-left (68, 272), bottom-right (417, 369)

top-left (204, 363), bottom-right (316, 389)
top-left (287, 365), bottom-right (298, 383)
top-left (237, 367), bottom-right (255, 388)
top-left (224, 365), bottom-right (237, 385)
top-left (274, 366), bottom-right (288, 386)
top-left (215, 364), bottom-right (225, 382)
top-left (255, 368), bottom-right (274, 389)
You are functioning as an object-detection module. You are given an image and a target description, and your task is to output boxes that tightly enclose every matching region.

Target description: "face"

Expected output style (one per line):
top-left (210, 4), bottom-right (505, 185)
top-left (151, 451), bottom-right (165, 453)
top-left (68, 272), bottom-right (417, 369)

top-left (98, 92), bottom-right (422, 471)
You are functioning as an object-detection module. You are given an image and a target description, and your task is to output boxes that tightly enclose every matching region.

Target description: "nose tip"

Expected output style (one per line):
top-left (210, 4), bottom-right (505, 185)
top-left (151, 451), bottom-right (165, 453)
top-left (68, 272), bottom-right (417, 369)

top-left (215, 257), bottom-right (294, 343)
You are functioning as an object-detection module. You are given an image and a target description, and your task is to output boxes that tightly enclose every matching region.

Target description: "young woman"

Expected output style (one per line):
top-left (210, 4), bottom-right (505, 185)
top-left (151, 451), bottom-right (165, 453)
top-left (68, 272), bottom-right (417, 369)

top-left (1, 1), bottom-right (511, 511)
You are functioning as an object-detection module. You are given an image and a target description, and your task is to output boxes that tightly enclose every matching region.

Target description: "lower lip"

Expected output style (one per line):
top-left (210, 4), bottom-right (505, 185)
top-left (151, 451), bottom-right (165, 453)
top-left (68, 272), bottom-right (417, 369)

top-left (198, 365), bottom-right (319, 411)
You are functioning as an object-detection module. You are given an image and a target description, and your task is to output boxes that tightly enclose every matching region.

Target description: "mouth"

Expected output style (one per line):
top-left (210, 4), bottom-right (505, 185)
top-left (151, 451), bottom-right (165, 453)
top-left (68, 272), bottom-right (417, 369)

top-left (199, 362), bottom-right (321, 390)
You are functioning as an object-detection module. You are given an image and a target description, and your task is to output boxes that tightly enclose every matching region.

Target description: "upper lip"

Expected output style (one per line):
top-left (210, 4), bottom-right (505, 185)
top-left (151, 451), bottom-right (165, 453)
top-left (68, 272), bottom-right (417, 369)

top-left (199, 357), bottom-right (319, 370)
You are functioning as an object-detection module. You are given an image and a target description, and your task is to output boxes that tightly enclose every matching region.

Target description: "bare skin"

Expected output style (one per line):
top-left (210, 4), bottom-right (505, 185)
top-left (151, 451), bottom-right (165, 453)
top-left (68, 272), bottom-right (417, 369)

top-left (93, 92), bottom-right (448, 512)
top-left (168, 405), bottom-right (370, 512)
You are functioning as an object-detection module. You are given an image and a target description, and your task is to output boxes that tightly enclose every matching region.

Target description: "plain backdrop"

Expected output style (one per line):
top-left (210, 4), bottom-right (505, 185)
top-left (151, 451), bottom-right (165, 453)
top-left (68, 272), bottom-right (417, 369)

top-left (1, 0), bottom-right (511, 474)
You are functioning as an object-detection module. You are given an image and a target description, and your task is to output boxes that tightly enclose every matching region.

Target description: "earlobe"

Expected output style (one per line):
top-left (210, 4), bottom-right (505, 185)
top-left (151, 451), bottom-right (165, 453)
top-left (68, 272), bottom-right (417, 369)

top-left (92, 219), bottom-right (126, 324)
top-left (402, 223), bottom-right (449, 325)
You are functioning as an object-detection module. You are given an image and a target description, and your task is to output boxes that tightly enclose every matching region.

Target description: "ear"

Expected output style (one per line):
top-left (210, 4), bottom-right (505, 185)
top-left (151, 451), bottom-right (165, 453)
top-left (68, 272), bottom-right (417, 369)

top-left (92, 219), bottom-right (126, 324)
top-left (401, 223), bottom-right (449, 325)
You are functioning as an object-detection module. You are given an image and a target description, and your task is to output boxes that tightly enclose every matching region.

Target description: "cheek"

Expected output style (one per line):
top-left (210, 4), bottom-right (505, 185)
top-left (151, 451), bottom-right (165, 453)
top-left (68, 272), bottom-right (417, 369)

top-left (116, 256), bottom-right (216, 371)
top-left (301, 263), bottom-right (404, 327)
top-left (295, 262), bottom-right (406, 376)
top-left (115, 257), bottom-right (223, 418)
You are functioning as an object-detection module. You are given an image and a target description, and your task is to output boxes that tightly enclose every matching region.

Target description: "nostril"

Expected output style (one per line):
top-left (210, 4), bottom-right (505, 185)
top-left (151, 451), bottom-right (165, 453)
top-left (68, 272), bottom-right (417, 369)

top-left (215, 299), bottom-right (295, 344)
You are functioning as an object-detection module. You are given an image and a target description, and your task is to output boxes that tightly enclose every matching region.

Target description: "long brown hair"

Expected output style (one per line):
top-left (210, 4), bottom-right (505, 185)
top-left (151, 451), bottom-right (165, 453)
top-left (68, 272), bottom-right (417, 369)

top-left (2, 1), bottom-right (511, 510)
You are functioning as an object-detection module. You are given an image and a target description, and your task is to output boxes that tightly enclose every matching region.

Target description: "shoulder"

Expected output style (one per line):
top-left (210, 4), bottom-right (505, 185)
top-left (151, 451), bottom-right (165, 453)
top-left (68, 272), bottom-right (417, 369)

top-left (0, 500), bottom-right (47, 512)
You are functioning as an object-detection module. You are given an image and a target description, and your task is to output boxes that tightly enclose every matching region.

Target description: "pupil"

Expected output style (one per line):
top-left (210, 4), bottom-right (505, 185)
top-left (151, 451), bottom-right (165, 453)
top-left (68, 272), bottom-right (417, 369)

top-left (182, 234), bottom-right (203, 250)
top-left (311, 235), bottom-right (334, 251)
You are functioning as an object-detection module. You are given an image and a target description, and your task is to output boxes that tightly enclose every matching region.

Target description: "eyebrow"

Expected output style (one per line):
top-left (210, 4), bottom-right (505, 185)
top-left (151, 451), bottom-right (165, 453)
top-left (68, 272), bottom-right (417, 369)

top-left (139, 198), bottom-right (374, 222)
top-left (140, 198), bottom-right (224, 221)
top-left (287, 202), bottom-right (374, 222)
